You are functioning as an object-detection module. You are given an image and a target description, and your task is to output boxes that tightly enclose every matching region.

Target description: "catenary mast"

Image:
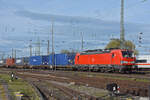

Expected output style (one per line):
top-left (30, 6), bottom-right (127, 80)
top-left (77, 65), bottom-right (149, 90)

top-left (120, 0), bottom-right (125, 48)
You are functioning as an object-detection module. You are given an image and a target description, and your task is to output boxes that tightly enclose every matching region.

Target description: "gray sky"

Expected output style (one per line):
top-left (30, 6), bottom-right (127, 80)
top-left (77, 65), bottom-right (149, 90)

top-left (0, 0), bottom-right (150, 57)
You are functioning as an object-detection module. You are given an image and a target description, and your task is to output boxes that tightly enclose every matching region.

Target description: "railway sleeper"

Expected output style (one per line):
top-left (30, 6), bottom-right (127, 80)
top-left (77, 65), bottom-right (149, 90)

top-left (125, 88), bottom-right (148, 97)
top-left (46, 81), bottom-right (99, 100)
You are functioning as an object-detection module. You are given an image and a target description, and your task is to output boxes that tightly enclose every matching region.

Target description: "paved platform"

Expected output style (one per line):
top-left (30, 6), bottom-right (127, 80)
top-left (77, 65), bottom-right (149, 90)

top-left (0, 80), bottom-right (12, 100)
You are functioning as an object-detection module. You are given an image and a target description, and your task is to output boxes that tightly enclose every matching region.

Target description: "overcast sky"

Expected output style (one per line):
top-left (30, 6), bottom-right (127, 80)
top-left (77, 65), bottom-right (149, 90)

top-left (0, 0), bottom-right (150, 57)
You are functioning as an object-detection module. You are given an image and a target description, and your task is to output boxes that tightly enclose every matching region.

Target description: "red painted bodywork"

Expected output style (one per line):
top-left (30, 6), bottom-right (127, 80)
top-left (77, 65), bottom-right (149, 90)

top-left (6, 58), bottom-right (15, 66)
top-left (75, 49), bottom-right (135, 66)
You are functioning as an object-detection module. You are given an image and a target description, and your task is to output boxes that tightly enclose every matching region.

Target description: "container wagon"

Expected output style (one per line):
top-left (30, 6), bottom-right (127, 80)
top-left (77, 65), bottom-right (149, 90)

top-left (29, 55), bottom-right (50, 69)
top-left (15, 57), bottom-right (29, 68)
top-left (52, 53), bottom-right (76, 70)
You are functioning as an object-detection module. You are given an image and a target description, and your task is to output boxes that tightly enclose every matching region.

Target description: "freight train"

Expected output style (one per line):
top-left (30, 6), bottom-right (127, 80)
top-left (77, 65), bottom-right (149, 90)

top-left (0, 49), bottom-right (136, 73)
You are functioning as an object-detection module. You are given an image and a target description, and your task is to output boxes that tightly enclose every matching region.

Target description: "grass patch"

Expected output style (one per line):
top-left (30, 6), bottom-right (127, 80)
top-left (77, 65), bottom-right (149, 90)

top-left (0, 73), bottom-right (40, 100)
top-left (68, 84), bottom-right (108, 97)
top-left (0, 84), bottom-right (7, 100)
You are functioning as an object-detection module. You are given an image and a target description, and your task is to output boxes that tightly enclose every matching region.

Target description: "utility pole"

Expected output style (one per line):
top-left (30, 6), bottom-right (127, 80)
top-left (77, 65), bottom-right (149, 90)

top-left (120, 0), bottom-right (125, 49)
top-left (34, 48), bottom-right (36, 56)
top-left (37, 37), bottom-right (40, 56)
top-left (12, 48), bottom-right (13, 58)
top-left (1, 53), bottom-right (4, 60)
top-left (51, 21), bottom-right (55, 70)
top-left (81, 32), bottom-right (84, 51)
top-left (39, 38), bottom-right (41, 56)
top-left (52, 22), bottom-right (54, 55)
top-left (47, 40), bottom-right (50, 55)
top-left (14, 49), bottom-right (16, 59)
top-left (29, 40), bottom-right (32, 57)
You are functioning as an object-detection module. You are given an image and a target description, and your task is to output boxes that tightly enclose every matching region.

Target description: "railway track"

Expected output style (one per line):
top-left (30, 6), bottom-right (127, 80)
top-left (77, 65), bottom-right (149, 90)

top-left (1, 68), bottom-right (149, 80)
top-left (16, 71), bottom-right (101, 100)
top-left (18, 75), bottom-right (70, 100)
top-left (1, 68), bottom-right (150, 98)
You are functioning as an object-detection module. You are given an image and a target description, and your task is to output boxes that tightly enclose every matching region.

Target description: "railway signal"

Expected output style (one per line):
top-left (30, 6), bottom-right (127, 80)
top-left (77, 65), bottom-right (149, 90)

top-left (138, 32), bottom-right (143, 47)
top-left (106, 83), bottom-right (120, 96)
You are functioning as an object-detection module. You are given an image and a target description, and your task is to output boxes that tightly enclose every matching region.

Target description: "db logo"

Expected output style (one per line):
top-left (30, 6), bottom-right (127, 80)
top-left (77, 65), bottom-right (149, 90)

top-left (92, 58), bottom-right (95, 62)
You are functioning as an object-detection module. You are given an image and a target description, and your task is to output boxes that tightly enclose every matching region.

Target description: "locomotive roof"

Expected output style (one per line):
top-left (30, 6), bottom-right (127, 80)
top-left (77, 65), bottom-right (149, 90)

top-left (80, 48), bottom-right (131, 55)
top-left (81, 49), bottom-right (111, 55)
top-left (83, 48), bottom-right (121, 52)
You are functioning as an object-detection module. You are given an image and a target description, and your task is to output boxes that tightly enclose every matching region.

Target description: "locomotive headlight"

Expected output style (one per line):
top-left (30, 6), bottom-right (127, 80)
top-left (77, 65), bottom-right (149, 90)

top-left (121, 61), bottom-right (128, 64)
top-left (130, 61), bottom-right (135, 63)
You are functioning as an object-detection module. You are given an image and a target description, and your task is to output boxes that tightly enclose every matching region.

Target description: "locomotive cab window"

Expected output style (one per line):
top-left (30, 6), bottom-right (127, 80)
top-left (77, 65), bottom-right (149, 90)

top-left (112, 53), bottom-right (114, 58)
top-left (77, 56), bottom-right (79, 60)
top-left (122, 51), bottom-right (133, 58)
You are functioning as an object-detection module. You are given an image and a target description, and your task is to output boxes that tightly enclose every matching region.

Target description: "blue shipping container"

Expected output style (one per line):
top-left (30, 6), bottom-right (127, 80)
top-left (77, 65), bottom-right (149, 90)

top-left (54, 53), bottom-right (76, 66)
top-left (55, 54), bottom-right (67, 66)
top-left (67, 53), bottom-right (76, 65)
top-left (42, 55), bottom-right (49, 65)
top-left (29, 56), bottom-right (42, 66)
top-left (49, 54), bottom-right (55, 65)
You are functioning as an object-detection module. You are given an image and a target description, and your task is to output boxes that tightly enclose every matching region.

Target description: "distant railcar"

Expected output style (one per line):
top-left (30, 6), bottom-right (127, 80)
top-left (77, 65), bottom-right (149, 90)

top-left (74, 49), bottom-right (136, 72)
top-left (135, 55), bottom-right (150, 69)
top-left (6, 58), bottom-right (15, 67)
top-left (0, 59), bottom-right (6, 67)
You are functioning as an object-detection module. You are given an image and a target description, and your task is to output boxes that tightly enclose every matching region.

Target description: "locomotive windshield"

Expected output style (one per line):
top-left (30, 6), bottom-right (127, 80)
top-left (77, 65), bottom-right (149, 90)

top-left (122, 51), bottom-right (133, 57)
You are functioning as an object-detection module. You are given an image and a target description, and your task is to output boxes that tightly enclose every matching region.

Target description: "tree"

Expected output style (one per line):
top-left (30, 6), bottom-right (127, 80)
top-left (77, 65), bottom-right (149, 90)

top-left (60, 49), bottom-right (78, 54)
top-left (60, 50), bottom-right (70, 54)
top-left (143, 0), bottom-right (147, 2)
top-left (105, 39), bottom-right (138, 55)
top-left (105, 39), bottom-right (121, 49)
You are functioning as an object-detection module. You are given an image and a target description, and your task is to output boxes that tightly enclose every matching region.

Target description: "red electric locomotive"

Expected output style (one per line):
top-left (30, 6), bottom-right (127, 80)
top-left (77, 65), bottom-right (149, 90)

top-left (6, 58), bottom-right (15, 68)
top-left (74, 49), bottom-right (136, 72)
